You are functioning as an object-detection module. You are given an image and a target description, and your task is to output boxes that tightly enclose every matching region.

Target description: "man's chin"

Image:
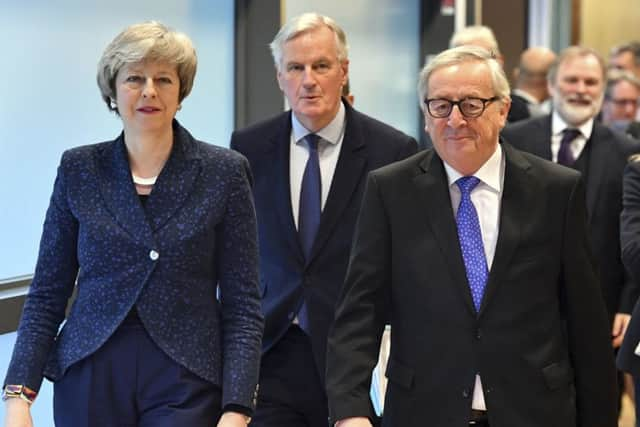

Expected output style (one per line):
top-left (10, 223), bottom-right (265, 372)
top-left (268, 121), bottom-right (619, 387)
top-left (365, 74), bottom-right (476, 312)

top-left (558, 105), bottom-right (596, 126)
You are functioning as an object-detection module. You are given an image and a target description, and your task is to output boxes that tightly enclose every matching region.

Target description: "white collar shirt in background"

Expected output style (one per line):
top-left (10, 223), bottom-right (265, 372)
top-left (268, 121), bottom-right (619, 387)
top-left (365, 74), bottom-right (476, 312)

top-left (550, 111), bottom-right (594, 163)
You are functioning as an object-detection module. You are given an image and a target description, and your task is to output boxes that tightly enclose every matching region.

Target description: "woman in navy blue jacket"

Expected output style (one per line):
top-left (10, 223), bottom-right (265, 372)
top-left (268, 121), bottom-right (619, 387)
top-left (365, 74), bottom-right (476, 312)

top-left (3, 21), bottom-right (263, 427)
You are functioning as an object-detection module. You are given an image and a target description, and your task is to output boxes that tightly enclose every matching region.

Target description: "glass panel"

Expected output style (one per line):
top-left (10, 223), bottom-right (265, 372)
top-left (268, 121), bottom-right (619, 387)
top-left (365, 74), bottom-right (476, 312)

top-left (284, 0), bottom-right (421, 139)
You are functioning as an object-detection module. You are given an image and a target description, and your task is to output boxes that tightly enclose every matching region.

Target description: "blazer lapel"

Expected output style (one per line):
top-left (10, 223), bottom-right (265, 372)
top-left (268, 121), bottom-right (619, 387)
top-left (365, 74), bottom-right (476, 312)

top-left (97, 134), bottom-right (154, 244)
top-left (478, 143), bottom-right (532, 317)
top-left (144, 123), bottom-right (202, 232)
top-left (583, 125), bottom-right (607, 224)
top-left (537, 117), bottom-right (553, 160)
top-left (414, 151), bottom-right (477, 316)
top-left (309, 104), bottom-right (367, 263)
top-left (268, 114), bottom-right (306, 264)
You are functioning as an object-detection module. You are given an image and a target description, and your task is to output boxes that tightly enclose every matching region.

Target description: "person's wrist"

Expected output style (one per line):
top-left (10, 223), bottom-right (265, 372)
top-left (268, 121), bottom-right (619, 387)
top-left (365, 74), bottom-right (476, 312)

top-left (221, 410), bottom-right (251, 424)
top-left (2, 385), bottom-right (37, 405)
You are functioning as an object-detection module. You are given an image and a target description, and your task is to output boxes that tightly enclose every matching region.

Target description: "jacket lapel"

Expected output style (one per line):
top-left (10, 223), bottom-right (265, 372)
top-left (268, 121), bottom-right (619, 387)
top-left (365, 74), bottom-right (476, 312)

top-left (144, 123), bottom-right (202, 231)
top-left (583, 125), bottom-right (607, 224)
top-left (478, 143), bottom-right (531, 317)
top-left (97, 133), bottom-right (154, 244)
top-left (269, 113), bottom-right (306, 264)
top-left (308, 103), bottom-right (367, 264)
top-left (414, 151), bottom-right (477, 316)
top-left (537, 116), bottom-right (553, 160)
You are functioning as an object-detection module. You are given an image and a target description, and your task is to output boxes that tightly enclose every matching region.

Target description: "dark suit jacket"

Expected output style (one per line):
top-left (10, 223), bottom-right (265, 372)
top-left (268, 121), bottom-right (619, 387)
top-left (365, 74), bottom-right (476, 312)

top-left (230, 101), bottom-right (417, 378)
top-left (506, 92), bottom-right (531, 123)
top-left (326, 143), bottom-right (617, 427)
top-left (618, 160), bottom-right (640, 375)
top-left (4, 121), bottom-right (264, 409)
top-left (502, 115), bottom-right (640, 322)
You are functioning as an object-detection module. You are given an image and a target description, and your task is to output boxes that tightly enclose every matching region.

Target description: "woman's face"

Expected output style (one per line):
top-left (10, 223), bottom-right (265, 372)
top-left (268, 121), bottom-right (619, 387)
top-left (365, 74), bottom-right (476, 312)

top-left (115, 61), bottom-right (180, 135)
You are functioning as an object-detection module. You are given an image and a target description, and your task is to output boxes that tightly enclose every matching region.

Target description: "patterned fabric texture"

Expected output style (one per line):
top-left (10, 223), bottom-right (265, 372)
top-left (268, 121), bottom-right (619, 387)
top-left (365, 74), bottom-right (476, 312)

top-left (455, 176), bottom-right (488, 312)
top-left (4, 120), bottom-right (264, 410)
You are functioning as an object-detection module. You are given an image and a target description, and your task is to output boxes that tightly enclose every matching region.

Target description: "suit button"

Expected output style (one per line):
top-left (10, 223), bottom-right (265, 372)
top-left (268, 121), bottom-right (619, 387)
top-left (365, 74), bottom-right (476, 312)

top-left (149, 250), bottom-right (159, 261)
top-left (462, 389), bottom-right (470, 398)
top-left (476, 329), bottom-right (482, 339)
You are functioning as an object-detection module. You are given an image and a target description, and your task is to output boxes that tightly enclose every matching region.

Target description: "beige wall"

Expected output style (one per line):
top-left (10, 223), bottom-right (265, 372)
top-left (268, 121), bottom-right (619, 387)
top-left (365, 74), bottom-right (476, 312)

top-left (581, 0), bottom-right (640, 62)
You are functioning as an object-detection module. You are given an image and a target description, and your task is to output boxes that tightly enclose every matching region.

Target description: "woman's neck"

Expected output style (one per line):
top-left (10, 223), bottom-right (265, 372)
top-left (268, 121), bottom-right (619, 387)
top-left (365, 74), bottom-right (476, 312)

top-left (124, 127), bottom-right (174, 179)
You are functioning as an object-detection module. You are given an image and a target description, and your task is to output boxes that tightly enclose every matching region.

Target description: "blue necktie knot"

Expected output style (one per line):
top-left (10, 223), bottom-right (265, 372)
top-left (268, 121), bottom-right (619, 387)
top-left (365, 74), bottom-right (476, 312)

top-left (456, 176), bottom-right (481, 196)
top-left (305, 133), bottom-right (320, 152)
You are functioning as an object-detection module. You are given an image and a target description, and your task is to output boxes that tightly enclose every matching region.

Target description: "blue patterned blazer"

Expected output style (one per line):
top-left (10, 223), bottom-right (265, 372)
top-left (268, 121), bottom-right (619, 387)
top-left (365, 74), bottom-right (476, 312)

top-left (4, 121), bottom-right (264, 409)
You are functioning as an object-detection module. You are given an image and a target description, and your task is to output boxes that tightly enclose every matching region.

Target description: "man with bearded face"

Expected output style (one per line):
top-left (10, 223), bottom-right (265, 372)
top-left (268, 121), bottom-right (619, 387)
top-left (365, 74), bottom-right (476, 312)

top-left (502, 46), bottom-right (640, 412)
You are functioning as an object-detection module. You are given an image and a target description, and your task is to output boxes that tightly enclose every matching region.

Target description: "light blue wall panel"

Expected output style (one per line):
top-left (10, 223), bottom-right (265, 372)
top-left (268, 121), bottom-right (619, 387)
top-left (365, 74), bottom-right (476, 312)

top-left (285, 0), bottom-right (421, 139)
top-left (0, 0), bottom-right (234, 280)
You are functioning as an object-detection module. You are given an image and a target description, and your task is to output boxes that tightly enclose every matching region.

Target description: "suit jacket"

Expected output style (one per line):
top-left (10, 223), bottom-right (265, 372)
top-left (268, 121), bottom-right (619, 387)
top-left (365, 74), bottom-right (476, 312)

top-left (506, 92), bottom-right (531, 123)
top-left (326, 142), bottom-right (617, 427)
top-left (230, 101), bottom-right (417, 378)
top-left (502, 115), bottom-right (640, 322)
top-left (618, 160), bottom-right (640, 375)
top-left (4, 121), bottom-right (264, 409)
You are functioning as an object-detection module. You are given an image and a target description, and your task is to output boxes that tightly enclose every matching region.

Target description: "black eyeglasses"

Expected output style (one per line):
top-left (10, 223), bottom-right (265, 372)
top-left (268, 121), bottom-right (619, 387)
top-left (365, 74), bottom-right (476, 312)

top-left (424, 96), bottom-right (499, 118)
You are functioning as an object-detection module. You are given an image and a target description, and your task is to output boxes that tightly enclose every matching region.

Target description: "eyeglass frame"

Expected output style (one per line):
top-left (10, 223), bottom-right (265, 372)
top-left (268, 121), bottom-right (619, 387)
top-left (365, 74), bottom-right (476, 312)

top-left (424, 96), bottom-right (501, 119)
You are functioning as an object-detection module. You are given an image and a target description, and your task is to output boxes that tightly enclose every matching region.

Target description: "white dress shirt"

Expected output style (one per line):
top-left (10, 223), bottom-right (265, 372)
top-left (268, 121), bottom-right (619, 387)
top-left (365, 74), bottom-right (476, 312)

top-left (512, 89), bottom-right (550, 117)
top-left (550, 112), bottom-right (594, 163)
top-left (290, 102), bottom-right (346, 229)
top-left (442, 143), bottom-right (505, 411)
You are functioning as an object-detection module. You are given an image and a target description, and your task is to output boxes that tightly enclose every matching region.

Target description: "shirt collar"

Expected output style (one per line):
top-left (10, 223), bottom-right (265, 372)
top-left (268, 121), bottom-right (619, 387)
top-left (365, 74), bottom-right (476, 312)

top-left (291, 102), bottom-right (346, 146)
top-left (551, 110), bottom-right (594, 139)
top-left (512, 89), bottom-right (539, 105)
top-left (443, 143), bottom-right (503, 193)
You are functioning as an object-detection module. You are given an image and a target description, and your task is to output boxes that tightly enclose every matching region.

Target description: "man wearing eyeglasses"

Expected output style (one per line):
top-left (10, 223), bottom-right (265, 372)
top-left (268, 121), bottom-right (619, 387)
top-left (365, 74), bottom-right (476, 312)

top-left (326, 45), bottom-right (618, 427)
top-left (601, 69), bottom-right (640, 138)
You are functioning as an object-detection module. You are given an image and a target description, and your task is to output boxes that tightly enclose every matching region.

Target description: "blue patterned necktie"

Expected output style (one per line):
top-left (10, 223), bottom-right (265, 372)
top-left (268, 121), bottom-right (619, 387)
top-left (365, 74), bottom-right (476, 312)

top-left (298, 134), bottom-right (321, 260)
top-left (455, 176), bottom-right (488, 312)
top-left (557, 128), bottom-right (581, 167)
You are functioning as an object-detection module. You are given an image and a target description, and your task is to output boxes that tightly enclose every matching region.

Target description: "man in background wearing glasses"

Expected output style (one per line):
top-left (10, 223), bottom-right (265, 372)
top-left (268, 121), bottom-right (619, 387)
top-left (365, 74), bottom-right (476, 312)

top-left (503, 47), bottom-right (640, 416)
top-left (326, 45), bottom-right (618, 427)
top-left (601, 69), bottom-right (640, 139)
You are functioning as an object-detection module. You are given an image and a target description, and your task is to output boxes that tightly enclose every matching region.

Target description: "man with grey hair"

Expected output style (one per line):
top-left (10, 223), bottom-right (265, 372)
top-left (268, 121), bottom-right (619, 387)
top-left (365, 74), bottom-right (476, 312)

top-left (231, 12), bottom-right (417, 427)
top-left (610, 42), bottom-right (640, 78)
top-left (601, 69), bottom-right (640, 138)
top-left (449, 25), bottom-right (504, 66)
top-left (508, 47), bottom-right (557, 122)
top-left (326, 45), bottom-right (617, 426)
top-left (503, 45), bottom-right (639, 355)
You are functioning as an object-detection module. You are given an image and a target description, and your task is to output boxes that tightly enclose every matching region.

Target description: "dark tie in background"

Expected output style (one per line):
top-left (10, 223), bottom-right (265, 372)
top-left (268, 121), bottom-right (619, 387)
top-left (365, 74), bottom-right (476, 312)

top-left (557, 128), bottom-right (581, 167)
top-left (297, 134), bottom-right (321, 332)
top-left (455, 176), bottom-right (488, 312)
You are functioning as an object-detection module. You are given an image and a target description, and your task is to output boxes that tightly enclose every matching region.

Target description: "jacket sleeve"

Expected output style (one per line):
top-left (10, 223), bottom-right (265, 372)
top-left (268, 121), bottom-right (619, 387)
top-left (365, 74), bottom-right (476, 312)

top-left (561, 176), bottom-right (618, 427)
top-left (4, 152), bottom-right (79, 391)
top-left (326, 172), bottom-right (390, 423)
top-left (217, 155), bottom-right (264, 410)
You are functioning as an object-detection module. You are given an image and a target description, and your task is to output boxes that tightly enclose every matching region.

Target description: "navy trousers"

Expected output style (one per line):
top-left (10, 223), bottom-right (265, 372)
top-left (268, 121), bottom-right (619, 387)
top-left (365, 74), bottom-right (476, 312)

top-left (53, 316), bottom-right (221, 427)
top-left (250, 325), bottom-right (329, 427)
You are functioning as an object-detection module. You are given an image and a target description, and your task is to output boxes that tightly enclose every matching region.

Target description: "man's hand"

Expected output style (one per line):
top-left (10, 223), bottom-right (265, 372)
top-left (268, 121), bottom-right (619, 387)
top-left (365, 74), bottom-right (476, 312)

top-left (217, 411), bottom-right (250, 427)
top-left (335, 417), bottom-right (373, 427)
top-left (612, 313), bottom-right (632, 348)
top-left (4, 398), bottom-right (33, 427)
